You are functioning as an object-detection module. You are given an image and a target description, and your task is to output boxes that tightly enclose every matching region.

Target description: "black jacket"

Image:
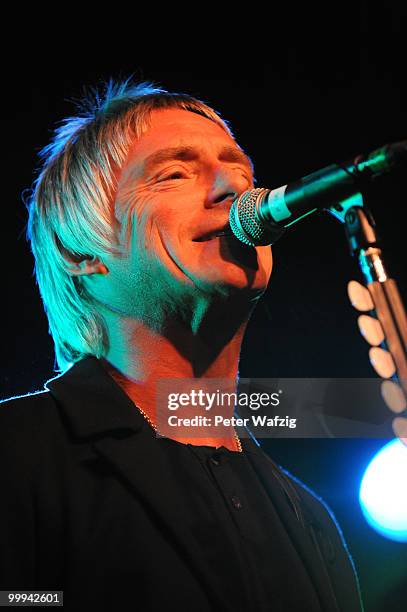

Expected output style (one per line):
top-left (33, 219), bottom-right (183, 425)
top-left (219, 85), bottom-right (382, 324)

top-left (0, 358), bottom-right (363, 611)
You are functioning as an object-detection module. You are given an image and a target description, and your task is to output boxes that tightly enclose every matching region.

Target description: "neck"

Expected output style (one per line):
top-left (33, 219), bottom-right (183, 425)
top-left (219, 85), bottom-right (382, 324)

top-left (100, 295), bottom-right (257, 451)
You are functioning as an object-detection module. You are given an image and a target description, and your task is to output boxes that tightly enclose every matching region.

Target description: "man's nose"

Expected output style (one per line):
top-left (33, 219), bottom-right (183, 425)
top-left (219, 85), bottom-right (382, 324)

top-left (204, 168), bottom-right (249, 209)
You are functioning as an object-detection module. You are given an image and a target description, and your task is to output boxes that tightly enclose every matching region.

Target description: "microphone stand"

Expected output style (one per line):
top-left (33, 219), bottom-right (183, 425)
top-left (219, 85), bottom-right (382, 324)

top-left (328, 193), bottom-right (407, 398)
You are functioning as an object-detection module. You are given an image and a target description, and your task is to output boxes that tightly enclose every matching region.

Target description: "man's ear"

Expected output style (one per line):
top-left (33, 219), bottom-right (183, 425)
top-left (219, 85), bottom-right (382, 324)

top-left (63, 252), bottom-right (109, 277)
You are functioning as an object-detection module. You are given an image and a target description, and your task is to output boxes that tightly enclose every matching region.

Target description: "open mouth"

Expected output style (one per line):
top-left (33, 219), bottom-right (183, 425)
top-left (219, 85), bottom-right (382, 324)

top-left (193, 228), bottom-right (235, 242)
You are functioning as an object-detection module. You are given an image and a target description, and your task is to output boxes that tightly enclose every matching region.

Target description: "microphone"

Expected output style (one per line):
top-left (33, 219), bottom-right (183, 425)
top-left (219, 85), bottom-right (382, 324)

top-left (229, 140), bottom-right (407, 246)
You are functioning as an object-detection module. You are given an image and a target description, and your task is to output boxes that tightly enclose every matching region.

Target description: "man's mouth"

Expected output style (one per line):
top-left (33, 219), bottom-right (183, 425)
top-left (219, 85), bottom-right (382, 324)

top-left (193, 227), bottom-right (235, 242)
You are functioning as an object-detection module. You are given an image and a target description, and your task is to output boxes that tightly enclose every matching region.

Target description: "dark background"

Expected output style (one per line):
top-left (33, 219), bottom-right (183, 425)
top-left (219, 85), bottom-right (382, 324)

top-left (1, 7), bottom-right (407, 611)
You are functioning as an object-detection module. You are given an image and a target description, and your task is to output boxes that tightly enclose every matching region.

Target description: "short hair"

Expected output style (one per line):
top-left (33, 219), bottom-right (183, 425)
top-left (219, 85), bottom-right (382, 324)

top-left (27, 78), bottom-right (233, 371)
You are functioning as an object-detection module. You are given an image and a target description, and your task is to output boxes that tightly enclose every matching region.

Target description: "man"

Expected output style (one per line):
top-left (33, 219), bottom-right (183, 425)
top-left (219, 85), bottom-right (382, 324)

top-left (0, 80), bottom-right (363, 610)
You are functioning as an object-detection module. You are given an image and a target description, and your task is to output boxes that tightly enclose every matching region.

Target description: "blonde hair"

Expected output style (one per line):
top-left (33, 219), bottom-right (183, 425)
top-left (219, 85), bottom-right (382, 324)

top-left (27, 79), bottom-right (232, 371)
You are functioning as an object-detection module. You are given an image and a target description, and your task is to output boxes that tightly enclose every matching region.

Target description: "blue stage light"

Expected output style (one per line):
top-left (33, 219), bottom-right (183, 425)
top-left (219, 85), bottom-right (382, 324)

top-left (359, 439), bottom-right (407, 542)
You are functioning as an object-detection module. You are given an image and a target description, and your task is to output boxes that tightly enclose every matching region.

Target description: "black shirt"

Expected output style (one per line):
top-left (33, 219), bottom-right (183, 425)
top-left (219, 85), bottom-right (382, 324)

top-left (158, 436), bottom-right (322, 611)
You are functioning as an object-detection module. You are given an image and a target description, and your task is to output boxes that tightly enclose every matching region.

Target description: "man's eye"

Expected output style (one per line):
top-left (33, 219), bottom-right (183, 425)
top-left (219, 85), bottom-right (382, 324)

top-left (158, 171), bottom-right (186, 181)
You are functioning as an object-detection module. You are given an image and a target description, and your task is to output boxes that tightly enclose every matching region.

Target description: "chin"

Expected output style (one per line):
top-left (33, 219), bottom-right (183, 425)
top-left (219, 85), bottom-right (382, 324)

top-left (199, 263), bottom-right (271, 298)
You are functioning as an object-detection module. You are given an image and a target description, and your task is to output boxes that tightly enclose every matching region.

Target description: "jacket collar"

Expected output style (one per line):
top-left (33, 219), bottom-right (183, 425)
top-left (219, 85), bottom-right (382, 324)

top-left (46, 357), bottom-right (145, 438)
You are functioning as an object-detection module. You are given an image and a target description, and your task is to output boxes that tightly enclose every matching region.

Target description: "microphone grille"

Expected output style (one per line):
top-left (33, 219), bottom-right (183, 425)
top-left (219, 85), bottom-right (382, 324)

top-left (229, 188), bottom-right (273, 246)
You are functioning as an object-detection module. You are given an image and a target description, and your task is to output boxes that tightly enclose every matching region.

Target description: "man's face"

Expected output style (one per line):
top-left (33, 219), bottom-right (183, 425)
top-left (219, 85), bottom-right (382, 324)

top-left (94, 108), bottom-right (273, 316)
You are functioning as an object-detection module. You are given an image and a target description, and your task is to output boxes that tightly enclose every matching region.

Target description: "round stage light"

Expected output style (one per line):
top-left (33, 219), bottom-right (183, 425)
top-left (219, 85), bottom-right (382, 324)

top-left (359, 439), bottom-right (407, 542)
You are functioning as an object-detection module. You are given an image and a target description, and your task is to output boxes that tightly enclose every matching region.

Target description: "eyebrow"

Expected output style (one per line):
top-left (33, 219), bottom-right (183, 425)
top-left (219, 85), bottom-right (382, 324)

top-left (142, 145), bottom-right (254, 175)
